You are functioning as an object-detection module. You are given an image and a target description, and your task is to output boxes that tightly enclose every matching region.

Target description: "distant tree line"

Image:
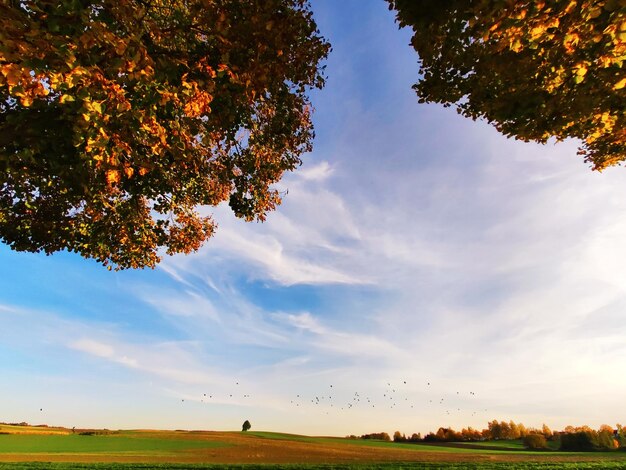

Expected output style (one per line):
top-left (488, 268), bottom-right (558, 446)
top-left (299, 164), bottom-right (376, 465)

top-left (559, 424), bottom-right (625, 451)
top-left (357, 432), bottom-right (391, 441)
top-left (358, 420), bottom-right (626, 451)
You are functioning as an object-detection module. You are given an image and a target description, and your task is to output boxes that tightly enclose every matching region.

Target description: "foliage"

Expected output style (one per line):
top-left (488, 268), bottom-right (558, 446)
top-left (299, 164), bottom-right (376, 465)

top-left (523, 433), bottom-right (547, 450)
top-left (395, 419), bottom-right (623, 452)
top-left (359, 432), bottom-right (391, 441)
top-left (387, 0), bottom-right (626, 170)
top-left (559, 431), bottom-right (598, 451)
top-left (0, 0), bottom-right (329, 269)
top-left (616, 424), bottom-right (626, 447)
top-left (559, 428), bottom-right (618, 451)
top-left (242, 420), bottom-right (251, 432)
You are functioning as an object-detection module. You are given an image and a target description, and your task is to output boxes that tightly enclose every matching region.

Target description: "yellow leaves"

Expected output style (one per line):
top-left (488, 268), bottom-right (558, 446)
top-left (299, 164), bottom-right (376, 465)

top-left (59, 94), bottom-right (75, 104)
top-left (586, 112), bottom-right (618, 145)
top-left (530, 24), bottom-right (547, 41)
top-left (614, 77), bottom-right (626, 89)
top-left (184, 91), bottom-right (213, 118)
top-left (157, 90), bottom-right (178, 106)
top-left (138, 115), bottom-right (169, 153)
top-left (564, 1), bottom-right (577, 15)
top-left (65, 67), bottom-right (88, 88)
top-left (546, 18), bottom-right (560, 30)
top-left (510, 38), bottom-right (523, 52)
top-left (1, 64), bottom-right (50, 106)
top-left (0, 64), bottom-right (22, 86)
top-left (48, 72), bottom-right (63, 88)
top-left (139, 65), bottom-right (154, 77)
top-left (586, 7), bottom-right (603, 20)
top-left (573, 62), bottom-right (589, 83)
top-left (596, 112), bottom-right (616, 131)
top-left (181, 73), bottom-right (192, 90)
top-left (82, 99), bottom-right (105, 120)
top-left (545, 67), bottom-right (565, 93)
top-left (140, 117), bottom-right (157, 133)
top-left (180, 75), bottom-right (214, 117)
top-left (597, 54), bottom-right (614, 68)
top-left (563, 33), bottom-right (580, 53)
top-left (106, 169), bottom-right (121, 185)
top-left (574, 63), bottom-right (588, 76)
top-left (86, 135), bottom-right (98, 148)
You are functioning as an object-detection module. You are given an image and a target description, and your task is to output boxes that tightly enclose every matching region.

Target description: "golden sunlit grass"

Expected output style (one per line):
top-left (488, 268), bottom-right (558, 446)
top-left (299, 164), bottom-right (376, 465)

top-left (0, 424), bottom-right (70, 435)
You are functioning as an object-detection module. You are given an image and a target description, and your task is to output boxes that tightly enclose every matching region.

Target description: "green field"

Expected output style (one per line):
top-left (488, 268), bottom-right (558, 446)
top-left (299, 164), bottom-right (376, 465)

top-left (0, 434), bottom-right (227, 454)
top-left (1, 426), bottom-right (625, 469)
top-left (453, 439), bottom-right (525, 449)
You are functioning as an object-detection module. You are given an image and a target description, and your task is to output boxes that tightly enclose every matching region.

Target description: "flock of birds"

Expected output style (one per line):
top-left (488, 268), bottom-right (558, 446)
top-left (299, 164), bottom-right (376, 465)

top-left (178, 379), bottom-right (488, 418)
top-left (34, 380), bottom-right (487, 421)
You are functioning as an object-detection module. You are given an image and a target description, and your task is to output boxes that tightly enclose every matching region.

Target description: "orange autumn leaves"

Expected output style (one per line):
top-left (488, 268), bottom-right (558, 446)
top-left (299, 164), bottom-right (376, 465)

top-left (0, 0), bottom-right (329, 269)
top-left (388, 0), bottom-right (625, 170)
top-left (0, 64), bottom-right (50, 106)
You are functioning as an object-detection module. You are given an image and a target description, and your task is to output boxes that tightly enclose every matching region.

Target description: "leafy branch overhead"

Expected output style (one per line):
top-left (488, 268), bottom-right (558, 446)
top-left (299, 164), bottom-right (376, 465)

top-left (388, 0), bottom-right (625, 169)
top-left (0, 0), bottom-right (330, 269)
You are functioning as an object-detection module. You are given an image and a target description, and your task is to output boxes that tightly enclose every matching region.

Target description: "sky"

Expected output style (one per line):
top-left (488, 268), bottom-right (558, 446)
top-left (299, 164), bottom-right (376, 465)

top-left (1, 0), bottom-right (626, 437)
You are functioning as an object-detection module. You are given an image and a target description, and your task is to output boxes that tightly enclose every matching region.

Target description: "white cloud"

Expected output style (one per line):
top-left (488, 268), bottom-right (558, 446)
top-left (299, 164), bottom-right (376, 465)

top-left (296, 160), bottom-right (334, 181)
top-left (272, 311), bottom-right (404, 361)
top-left (274, 311), bottom-right (326, 334)
top-left (70, 338), bottom-right (115, 359)
top-left (0, 304), bottom-right (17, 314)
top-left (141, 289), bottom-right (221, 321)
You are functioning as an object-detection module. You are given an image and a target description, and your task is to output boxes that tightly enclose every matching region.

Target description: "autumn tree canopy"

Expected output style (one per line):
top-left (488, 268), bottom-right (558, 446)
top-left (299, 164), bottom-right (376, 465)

top-left (0, 0), bottom-right (329, 269)
top-left (387, 0), bottom-right (625, 170)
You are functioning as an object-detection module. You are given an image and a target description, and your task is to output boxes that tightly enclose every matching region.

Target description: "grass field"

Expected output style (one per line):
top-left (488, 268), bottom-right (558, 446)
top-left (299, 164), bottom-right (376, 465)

top-left (0, 425), bottom-right (69, 435)
top-left (1, 463), bottom-right (626, 469)
top-left (0, 433), bottom-right (227, 454)
top-left (0, 425), bottom-right (625, 468)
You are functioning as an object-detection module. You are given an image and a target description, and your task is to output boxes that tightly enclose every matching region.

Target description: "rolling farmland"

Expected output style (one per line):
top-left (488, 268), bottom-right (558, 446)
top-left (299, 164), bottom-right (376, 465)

top-left (0, 425), bottom-right (625, 469)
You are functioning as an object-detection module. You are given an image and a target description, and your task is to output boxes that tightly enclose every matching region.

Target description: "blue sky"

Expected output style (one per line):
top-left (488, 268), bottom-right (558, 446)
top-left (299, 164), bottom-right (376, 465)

top-left (2, 0), bottom-right (626, 436)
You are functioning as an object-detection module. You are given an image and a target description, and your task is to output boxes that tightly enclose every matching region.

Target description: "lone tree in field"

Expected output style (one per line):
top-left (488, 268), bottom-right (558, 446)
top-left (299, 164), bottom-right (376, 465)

top-left (242, 420), bottom-right (251, 432)
top-left (387, 0), bottom-right (626, 170)
top-left (0, 0), bottom-right (329, 269)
